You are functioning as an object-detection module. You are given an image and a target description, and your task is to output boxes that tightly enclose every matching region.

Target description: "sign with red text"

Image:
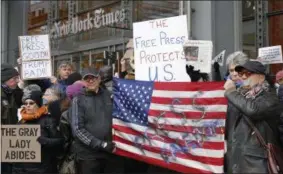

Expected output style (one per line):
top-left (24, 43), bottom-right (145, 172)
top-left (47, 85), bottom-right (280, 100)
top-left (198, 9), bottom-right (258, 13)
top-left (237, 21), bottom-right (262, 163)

top-left (258, 45), bottom-right (283, 64)
top-left (19, 35), bottom-right (52, 80)
top-left (183, 40), bottom-right (213, 73)
top-left (133, 15), bottom-right (190, 82)
top-left (1, 125), bottom-right (41, 162)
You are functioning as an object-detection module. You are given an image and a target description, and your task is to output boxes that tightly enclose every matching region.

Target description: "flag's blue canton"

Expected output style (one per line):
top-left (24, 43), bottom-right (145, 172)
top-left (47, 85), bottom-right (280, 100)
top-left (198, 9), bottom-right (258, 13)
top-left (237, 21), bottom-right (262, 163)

top-left (113, 78), bottom-right (154, 126)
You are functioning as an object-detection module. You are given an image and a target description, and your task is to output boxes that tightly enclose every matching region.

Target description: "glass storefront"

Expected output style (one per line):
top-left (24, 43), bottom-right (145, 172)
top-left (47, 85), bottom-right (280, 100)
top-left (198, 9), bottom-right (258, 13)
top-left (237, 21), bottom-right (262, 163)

top-left (27, 0), bottom-right (182, 74)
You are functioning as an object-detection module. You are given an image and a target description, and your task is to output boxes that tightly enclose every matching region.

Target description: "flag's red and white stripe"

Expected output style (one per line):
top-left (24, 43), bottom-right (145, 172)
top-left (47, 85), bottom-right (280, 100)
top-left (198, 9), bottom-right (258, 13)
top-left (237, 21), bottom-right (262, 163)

top-left (113, 81), bottom-right (227, 173)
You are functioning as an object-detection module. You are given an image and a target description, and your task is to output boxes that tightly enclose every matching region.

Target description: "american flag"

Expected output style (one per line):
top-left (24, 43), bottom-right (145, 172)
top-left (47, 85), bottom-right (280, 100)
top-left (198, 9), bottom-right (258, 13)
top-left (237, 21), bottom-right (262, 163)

top-left (112, 78), bottom-right (227, 173)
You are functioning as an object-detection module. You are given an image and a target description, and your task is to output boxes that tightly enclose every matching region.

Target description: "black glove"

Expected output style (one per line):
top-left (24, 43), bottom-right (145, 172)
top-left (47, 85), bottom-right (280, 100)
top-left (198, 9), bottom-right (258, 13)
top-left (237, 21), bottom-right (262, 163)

top-left (100, 141), bottom-right (116, 153)
top-left (213, 62), bottom-right (220, 72)
top-left (37, 136), bottom-right (64, 147)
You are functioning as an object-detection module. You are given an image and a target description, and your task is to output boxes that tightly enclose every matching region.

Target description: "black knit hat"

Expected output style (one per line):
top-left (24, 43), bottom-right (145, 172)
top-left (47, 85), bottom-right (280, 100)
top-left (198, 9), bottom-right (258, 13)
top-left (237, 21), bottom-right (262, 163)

top-left (66, 72), bottom-right (82, 85)
top-left (1, 64), bottom-right (19, 82)
top-left (22, 90), bottom-right (43, 107)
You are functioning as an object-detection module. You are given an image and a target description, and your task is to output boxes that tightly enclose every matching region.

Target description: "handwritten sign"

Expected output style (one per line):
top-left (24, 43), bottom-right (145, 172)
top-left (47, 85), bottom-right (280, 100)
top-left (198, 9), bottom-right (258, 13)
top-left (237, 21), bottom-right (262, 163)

top-left (19, 35), bottom-right (52, 80)
top-left (1, 125), bottom-right (41, 162)
top-left (258, 45), bottom-right (283, 64)
top-left (183, 40), bottom-right (213, 73)
top-left (22, 60), bottom-right (52, 79)
top-left (133, 15), bottom-right (190, 82)
top-left (212, 50), bottom-right (226, 66)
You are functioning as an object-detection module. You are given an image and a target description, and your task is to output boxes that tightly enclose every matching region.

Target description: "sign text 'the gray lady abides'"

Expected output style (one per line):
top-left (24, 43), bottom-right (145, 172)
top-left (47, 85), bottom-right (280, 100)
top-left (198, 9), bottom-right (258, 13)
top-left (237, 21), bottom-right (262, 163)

top-left (45, 8), bottom-right (126, 39)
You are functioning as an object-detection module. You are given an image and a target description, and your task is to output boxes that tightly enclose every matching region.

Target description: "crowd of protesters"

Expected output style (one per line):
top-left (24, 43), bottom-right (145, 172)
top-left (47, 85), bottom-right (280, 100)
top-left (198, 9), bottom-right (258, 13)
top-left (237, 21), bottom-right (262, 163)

top-left (1, 50), bottom-right (283, 174)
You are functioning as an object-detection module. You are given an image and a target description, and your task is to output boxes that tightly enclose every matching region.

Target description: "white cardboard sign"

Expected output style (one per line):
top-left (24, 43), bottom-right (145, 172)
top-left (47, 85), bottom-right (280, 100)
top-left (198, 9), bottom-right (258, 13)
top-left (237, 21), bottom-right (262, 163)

top-left (212, 50), bottom-right (226, 66)
top-left (183, 40), bottom-right (213, 73)
top-left (258, 45), bottom-right (283, 64)
top-left (19, 35), bottom-right (52, 80)
top-left (22, 60), bottom-right (52, 79)
top-left (133, 15), bottom-right (190, 82)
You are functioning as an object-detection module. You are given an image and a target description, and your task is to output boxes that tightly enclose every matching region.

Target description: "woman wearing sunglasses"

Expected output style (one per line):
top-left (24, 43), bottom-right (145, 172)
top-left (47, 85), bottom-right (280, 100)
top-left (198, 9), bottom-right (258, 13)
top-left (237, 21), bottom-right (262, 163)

top-left (13, 86), bottom-right (64, 174)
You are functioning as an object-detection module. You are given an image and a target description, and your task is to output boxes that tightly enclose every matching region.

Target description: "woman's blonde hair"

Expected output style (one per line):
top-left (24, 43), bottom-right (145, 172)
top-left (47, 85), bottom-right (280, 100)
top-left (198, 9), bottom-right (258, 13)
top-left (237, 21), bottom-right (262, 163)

top-left (56, 61), bottom-right (73, 79)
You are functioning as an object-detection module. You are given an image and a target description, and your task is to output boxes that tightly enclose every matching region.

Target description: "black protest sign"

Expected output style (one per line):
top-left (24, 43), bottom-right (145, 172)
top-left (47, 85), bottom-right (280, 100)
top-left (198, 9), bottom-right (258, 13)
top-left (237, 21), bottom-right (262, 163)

top-left (1, 125), bottom-right (41, 162)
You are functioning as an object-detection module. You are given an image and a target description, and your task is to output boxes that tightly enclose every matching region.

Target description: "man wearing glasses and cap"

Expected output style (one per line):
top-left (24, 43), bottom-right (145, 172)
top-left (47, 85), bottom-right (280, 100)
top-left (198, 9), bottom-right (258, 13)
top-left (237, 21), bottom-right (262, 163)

top-left (70, 68), bottom-right (115, 174)
top-left (223, 61), bottom-right (282, 173)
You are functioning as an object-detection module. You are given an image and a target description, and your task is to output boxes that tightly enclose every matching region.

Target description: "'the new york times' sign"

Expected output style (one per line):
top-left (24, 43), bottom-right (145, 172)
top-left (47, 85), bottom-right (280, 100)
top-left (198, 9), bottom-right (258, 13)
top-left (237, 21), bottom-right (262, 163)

top-left (41, 8), bottom-right (126, 39)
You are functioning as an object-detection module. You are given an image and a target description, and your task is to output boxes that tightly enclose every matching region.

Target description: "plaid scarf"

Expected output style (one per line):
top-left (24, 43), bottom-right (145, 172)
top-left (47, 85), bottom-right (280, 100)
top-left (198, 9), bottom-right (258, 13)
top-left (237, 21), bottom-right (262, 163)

top-left (239, 81), bottom-right (270, 99)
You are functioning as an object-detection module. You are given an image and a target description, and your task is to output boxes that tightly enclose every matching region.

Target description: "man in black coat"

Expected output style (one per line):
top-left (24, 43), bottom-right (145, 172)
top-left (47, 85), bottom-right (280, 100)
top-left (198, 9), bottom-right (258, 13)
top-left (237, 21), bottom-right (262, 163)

top-left (224, 61), bottom-right (282, 173)
top-left (70, 68), bottom-right (116, 174)
top-left (1, 64), bottom-right (21, 174)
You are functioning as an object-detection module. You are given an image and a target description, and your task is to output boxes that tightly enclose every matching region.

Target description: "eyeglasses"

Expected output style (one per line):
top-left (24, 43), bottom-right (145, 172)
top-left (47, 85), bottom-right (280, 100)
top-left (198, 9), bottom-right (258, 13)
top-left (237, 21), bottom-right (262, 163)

top-left (84, 76), bottom-right (99, 82)
top-left (24, 101), bottom-right (35, 106)
top-left (238, 70), bottom-right (252, 77)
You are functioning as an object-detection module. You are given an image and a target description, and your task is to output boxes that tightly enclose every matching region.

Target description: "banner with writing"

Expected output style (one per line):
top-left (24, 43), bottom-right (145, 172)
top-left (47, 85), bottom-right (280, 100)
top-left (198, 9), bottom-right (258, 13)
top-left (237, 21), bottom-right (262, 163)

top-left (258, 45), bottom-right (283, 64)
top-left (1, 125), bottom-right (41, 162)
top-left (19, 35), bottom-right (52, 80)
top-left (133, 15), bottom-right (190, 82)
top-left (183, 40), bottom-right (213, 73)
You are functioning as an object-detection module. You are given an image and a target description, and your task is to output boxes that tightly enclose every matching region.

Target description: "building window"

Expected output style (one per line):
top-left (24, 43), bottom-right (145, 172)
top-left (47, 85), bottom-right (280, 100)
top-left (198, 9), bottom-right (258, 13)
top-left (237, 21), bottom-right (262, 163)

top-left (31, 11), bottom-right (36, 17)
top-left (242, 0), bottom-right (255, 19)
top-left (134, 1), bottom-right (179, 22)
top-left (38, 9), bottom-right (44, 16)
top-left (30, 1), bottom-right (42, 5)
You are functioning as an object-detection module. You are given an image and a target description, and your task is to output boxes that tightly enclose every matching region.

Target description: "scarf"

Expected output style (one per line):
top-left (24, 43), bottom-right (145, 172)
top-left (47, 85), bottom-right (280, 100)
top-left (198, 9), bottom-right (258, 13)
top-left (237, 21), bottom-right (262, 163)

top-left (1, 84), bottom-right (13, 94)
top-left (19, 106), bottom-right (48, 123)
top-left (239, 81), bottom-right (270, 99)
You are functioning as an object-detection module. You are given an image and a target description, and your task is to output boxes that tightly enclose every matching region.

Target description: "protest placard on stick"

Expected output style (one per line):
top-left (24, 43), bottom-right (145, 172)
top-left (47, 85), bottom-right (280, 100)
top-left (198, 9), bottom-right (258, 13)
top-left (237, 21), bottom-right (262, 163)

top-left (1, 125), bottom-right (41, 163)
top-left (258, 45), bottom-right (283, 64)
top-left (19, 35), bottom-right (52, 80)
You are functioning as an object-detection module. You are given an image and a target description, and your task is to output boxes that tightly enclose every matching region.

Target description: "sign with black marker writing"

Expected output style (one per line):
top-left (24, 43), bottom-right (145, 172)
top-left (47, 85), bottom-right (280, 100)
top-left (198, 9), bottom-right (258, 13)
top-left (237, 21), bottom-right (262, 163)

top-left (258, 45), bottom-right (283, 64)
top-left (1, 125), bottom-right (41, 162)
top-left (22, 60), bottom-right (52, 79)
top-left (19, 34), bottom-right (52, 80)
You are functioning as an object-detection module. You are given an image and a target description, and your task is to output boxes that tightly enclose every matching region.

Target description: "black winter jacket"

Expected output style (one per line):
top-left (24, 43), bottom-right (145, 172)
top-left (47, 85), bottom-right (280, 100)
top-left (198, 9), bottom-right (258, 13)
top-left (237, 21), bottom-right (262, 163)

top-left (225, 87), bottom-right (282, 173)
top-left (1, 87), bottom-right (19, 125)
top-left (12, 113), bottom-right (64, 174)
top-left (71, 88), bottom-right (113, 160)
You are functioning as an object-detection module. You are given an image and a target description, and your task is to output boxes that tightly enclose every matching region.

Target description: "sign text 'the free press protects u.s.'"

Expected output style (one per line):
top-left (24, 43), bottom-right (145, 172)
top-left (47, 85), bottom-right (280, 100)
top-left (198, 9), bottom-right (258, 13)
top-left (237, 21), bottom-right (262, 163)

top-left (1, 125), bottom-right (41, 162)
top-left (133, 15), bottom-right (190, 82)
